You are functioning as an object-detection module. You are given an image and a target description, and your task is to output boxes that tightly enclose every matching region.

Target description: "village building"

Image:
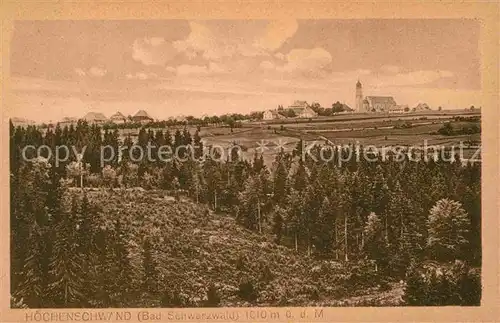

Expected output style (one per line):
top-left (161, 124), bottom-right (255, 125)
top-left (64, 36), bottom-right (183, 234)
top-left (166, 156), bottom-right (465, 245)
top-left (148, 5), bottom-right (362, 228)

top-left (331, 102), bottom-right (354, 114)
top-left (388, 105), bottom-right (409, 114)
top-left (263, 110), bottom-right (286, 120)
top-left (132, 110), bottom-right (154, 124)
top-left (356, 81), bottom-right (399, 113)
top-left (363, 96), bottom-right (398, 112)
top-left (58, 117), bottom-right (78, 127)
top-left (109, 111), bottom-right (127, 124)
top-left (11, 117), bottom-right (36, 127)
top-left (83, 112), bottom-right (107, 124)
top-left (288, 100), bottom-right (318, 118)
top-left (413, 103), bottom-right (431, 111)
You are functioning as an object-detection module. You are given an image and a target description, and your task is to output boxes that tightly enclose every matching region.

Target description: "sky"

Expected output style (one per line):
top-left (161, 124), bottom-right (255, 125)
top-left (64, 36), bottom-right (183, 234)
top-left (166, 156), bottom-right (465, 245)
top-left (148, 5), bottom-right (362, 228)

top-left (8, 19), bottom-right (481, 122)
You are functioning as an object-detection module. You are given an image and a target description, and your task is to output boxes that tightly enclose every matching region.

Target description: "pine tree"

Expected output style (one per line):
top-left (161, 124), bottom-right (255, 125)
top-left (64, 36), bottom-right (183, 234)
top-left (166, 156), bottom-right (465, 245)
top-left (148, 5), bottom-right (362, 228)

top-left (48, 192), bottom-right (85, 307)
top-left (193, 129), bottom-right (204, 160)
top-left (273, 158), bottom-right (288, 206)
top-left (237, 174), bottom-right (263, 232)
top-left (271, 206), bottom-right (286, 244)
top-left (287, 188), bottom-right (306, 252)
top-left (315, 196), bottom-right (336, 256)
top-left (363, 212), bottom-right (386, 271)
top-left (142, 238), bottom-right (159, 301)
top-left (16, 222), bottom-right (46, 307)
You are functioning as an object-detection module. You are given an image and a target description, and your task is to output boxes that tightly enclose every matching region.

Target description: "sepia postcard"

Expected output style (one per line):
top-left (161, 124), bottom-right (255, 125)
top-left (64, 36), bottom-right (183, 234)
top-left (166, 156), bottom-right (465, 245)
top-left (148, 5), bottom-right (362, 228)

top-left (0, 1), bottom-right (499, 322)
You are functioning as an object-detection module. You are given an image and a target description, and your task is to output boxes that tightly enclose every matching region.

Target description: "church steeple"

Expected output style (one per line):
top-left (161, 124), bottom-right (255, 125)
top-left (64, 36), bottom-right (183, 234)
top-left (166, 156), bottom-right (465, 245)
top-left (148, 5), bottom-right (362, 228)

top-left (355, 80), bottom-right (363, 112)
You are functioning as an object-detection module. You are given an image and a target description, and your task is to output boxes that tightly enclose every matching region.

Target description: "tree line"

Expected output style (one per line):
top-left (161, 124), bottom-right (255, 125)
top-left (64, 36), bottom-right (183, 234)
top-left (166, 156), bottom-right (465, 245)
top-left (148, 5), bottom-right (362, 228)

top-left (10, 120), bottom-right (481, 306)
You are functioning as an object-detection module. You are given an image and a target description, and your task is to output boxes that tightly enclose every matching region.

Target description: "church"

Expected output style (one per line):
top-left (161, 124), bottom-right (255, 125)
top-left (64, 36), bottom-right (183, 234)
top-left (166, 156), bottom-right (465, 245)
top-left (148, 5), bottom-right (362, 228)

top-left (355, 80), bottom-right (398, 112)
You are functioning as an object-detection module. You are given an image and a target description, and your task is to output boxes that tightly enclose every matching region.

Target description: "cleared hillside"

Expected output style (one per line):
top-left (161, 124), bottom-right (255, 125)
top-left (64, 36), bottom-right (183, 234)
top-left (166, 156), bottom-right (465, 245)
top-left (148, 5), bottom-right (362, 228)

top-left (83, 188), bottom-right (400, 307)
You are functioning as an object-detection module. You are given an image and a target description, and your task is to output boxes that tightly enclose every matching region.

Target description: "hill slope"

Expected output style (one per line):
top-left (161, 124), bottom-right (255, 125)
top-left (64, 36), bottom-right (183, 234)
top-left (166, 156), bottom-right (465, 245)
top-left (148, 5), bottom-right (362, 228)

top-left (83, 189), bottom-right (400, 307)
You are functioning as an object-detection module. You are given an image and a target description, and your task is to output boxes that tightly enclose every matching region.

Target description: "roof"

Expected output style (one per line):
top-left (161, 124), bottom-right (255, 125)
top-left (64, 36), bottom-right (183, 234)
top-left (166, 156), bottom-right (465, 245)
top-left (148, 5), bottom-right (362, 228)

top-left (61, 117), bottom-right (77, 122)
top-left (291, 106), bottom-right (317, 116)
top-left (133, 110), bottom-right (153, 119)
top-left (341, 104), bottom-right (354, 111)
top-left (414, 103), bottom-right (430, 110)
top-left (265, 110), bottom-right (286, 118)
top-left (356, 80), bottom-right (362, 87)
top-left (83, 112), bottom-right (107, 121)
top-left (365, 96), bottom-right (397, 105)
top-left (110, 111), bottom-right (126, 119)
top-left (289, 100), bottom-right (308, 108)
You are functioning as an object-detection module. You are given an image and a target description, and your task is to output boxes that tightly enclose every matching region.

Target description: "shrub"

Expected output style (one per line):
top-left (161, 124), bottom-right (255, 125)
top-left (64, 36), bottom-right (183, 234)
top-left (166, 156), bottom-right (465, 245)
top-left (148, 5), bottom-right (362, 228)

top-left (403, 261), bottom-right (481, 306)
top-left (235, 255), bottom-right (247, 271)
top-left (238, 279), bottom-right (258, 302)
top-left (259, 263), bottom-right (274, 283)
top-left (205, 284), bottom-right (220, 307)
top-left (87, 173), bottom-right (102, 187)
top-left (161, 288), bottom-right (185, 307)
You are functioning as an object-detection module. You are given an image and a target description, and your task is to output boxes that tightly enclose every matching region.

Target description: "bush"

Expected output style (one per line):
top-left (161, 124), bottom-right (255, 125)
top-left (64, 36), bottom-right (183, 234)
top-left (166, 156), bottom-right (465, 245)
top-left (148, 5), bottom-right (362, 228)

top-left (205, 284), bottom-right (220, 307)
top-left (403, 261), bottom-right (481, 306)
top-left (238, 279), bottom-right (258, 302)
top-left (160, 288), bottom-right (185, 307)
top-left (259, 263), bottom-right (274, 283)
top-left (235, 255), bottom-right (247, 271)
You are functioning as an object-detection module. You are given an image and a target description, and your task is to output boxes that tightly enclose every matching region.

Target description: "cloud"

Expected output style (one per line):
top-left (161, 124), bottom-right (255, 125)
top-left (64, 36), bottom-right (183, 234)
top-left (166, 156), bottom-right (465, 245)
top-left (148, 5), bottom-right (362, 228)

top-left (125, 72), bottom-right (158, 80)
top-left (254, 20), bottom-right (298, 51)
top-left (173, 21), bottom-right (235, 61)
top-left (274, 52), bottom-right (285, 60)
top-left (280, 47), bottom-right (332, 74)
top-left (89, 67), bottom-right (107, 77)
top-left (259, 60), bottom-right (275, 70)
top-left (208, 62), bottom-right (226, 73)
top-left (377, 70), bottom-right (454, 87)
top-left (176, 64), bottom-right (209, 75)
top-left (74, 68), bottom-right (86, 77)
top-left (380, 65), bottom-right (400, 74)
top-left (132, 37), bottom-right (178, 66)
top-left (131, 20), bottom-right (300, 78)
top-left (172, 62), bottom-right (227, 76)
top-left (74, 67), bottom-right (106, 78)
top-left (165, 66), bottom-right (177, 73)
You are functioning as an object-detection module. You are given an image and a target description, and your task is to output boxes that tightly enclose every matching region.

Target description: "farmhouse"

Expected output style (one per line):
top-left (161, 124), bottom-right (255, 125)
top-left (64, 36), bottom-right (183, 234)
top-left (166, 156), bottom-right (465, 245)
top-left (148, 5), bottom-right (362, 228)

top-left (388, 105), bottom-right (409, 114)
top-left (58, 117), bottom-right (78, 127)
top-left (263, 110), bottom-right (286, 120)
top-left (413, 103), bottom-right (431, 111)
top-left (331, 102), bottom-right (354, 114)
top-left (110, 111), bottom-right (127, 124)
top-left (83, 112), bottom-right (107, 124)
top-left (132, 110), bottom-right (154, 124)
top-left (288, 100), bottom-right (318, 118)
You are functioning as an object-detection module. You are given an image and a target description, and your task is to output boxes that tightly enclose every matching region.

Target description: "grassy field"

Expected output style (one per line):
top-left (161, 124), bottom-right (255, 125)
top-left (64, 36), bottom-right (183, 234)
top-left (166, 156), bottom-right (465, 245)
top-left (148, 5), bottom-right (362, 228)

top-left (258, 110), bottom-right (480, 126)
top-left (199, 111), bottom-right (480, 164)
top-left (113, 110), bottom-right (480, 164)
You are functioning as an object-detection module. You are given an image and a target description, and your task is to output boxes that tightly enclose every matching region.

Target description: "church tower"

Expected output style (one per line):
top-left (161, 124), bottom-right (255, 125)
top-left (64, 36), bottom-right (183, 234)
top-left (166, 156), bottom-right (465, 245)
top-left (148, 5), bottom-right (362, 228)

top-left (355, 80), bottom-right (363, 112)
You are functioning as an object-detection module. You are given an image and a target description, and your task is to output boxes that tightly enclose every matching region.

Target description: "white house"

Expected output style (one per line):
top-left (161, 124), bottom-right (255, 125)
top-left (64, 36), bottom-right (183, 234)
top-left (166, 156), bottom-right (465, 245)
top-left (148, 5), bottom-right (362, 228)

top-left (263, 110), bottom-right (286, 120)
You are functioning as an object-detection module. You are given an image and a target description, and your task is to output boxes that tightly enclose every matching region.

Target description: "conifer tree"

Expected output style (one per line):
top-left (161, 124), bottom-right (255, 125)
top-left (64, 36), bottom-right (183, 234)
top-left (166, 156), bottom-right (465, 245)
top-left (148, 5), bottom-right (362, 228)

top-left (272, 158), bottom-right (288, 206)
top-left (363, 212), bottom-right (386, 271)
top-left (142, 238), bottom-right (159, 297)
top-left (48, 192), bottom-right (85, 307)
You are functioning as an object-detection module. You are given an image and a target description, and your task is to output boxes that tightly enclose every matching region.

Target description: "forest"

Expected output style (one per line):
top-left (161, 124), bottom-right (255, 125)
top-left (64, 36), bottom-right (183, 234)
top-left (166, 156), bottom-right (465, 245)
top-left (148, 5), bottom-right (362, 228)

top-left (10, 120), bottom-right (481, 307)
